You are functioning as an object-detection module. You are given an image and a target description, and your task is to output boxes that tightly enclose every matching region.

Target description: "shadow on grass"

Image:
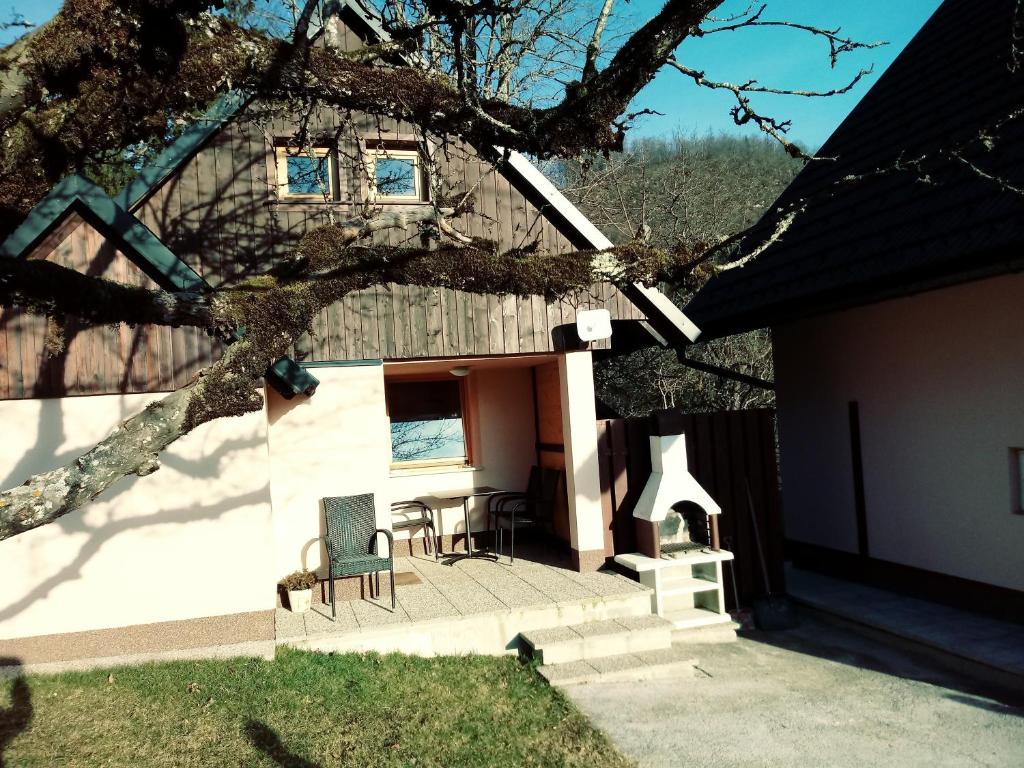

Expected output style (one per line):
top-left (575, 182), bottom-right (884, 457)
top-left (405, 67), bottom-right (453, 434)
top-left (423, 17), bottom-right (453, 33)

top-left (0, 658), bottom-right (31, 768)
top-left (244, 720), bottom-right (323, 768)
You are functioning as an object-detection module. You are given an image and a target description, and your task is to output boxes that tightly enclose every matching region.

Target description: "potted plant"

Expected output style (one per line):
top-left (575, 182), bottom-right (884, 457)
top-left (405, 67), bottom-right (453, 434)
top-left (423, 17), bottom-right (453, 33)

top-left (280, 569), bottom-right (317, 613)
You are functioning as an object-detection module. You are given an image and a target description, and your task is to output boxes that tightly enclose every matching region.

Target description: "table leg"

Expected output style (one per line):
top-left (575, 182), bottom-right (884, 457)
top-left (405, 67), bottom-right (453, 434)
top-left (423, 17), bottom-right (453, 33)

top-left (463, 496), bottom-right (473, 558)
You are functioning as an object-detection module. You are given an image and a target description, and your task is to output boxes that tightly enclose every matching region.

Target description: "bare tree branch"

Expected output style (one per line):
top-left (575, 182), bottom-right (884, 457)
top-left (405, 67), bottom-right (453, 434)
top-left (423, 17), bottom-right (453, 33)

top-left (696, 3), bottom-right (887, 67)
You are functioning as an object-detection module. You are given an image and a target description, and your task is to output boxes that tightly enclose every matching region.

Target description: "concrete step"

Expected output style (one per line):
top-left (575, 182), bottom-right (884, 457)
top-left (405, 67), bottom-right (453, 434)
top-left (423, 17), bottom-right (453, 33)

top-left (283, 589), bottom-right (654, 657)
top-left (665, 606), bottom-right (735, 630)
top-left (671, 620), bottom-right (740, 644)
top-left (521, 614), bottom-right (672, 665)
top-left (658, 575), bottom-right (720, 593)
top-left (538, 643), bottom-right (699, 686)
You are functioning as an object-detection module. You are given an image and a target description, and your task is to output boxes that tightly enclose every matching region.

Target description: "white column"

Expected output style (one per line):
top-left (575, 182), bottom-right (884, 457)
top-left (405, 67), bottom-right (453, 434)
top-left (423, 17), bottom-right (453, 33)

top-left (558, 351), bottom-right (606, 570)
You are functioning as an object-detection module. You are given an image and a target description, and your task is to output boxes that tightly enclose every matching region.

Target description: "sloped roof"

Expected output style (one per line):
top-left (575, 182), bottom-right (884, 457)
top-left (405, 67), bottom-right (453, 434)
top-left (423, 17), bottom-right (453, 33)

top-left (685, 0), bottom-right (1024, 338)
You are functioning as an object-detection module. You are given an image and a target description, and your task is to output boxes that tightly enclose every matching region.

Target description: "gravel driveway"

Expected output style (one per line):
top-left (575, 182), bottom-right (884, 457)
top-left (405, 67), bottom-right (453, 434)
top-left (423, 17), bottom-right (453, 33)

top-left (563, 616), bottom-right (1024, 768)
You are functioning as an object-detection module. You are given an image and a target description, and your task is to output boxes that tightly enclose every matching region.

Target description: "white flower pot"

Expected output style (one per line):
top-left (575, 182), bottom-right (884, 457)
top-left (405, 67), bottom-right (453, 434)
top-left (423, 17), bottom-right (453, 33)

top-left (287, 588), bottom-right (312, 613)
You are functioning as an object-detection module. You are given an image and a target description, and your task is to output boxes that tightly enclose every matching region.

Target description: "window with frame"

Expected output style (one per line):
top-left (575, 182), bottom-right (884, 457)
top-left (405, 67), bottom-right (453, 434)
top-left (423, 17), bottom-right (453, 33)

top-left (275, 146), bottom-right (337, 200)
top-left (386, 378), bottom-right (470, 468)
top-left (368, 145), bottom-right (424, 202)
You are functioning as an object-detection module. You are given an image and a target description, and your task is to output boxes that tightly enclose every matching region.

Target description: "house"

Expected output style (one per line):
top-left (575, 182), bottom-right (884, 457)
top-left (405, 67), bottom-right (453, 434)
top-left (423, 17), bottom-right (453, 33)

top-left (0, 0), bottom-right (706, 669)
top-left (685, 0), bottom-right (1024, 619)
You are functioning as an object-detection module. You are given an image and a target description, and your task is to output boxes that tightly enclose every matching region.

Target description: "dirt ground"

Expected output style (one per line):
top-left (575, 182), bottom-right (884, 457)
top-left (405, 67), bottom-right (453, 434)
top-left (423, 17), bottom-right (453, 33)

top-left (564, 615), bottom-right (1024, 768)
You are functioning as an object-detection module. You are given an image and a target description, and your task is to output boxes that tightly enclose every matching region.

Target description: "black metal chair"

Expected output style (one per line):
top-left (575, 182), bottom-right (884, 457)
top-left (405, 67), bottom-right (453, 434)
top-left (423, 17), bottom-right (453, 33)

top-left (488, 467), bottom-right (562, 562)
top-left (323, 494), bottom-right (395, 616)
top-left (390, 499), bottom-right (439, 560)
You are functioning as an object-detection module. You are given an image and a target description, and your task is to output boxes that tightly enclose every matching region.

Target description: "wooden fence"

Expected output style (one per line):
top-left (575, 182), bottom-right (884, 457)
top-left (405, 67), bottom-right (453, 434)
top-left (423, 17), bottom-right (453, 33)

top-left (596, 408), bottom-right (784, 610)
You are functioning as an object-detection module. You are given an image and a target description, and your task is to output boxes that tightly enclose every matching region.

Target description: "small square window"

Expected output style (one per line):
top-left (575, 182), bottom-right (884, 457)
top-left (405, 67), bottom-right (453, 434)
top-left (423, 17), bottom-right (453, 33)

top-left (386, 378), bottom-right (469, 467)
top-left (275, 146), bottom-right (335, 199)
top-left (368, 147), bottom-right (424, 202)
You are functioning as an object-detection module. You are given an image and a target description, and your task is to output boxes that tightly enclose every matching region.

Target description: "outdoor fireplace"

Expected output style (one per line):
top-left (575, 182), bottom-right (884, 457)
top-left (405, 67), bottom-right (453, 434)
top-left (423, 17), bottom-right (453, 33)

top-left (659, 504), bottom-right (713, 555)
top-left (632, 433), bottom-right (721, 559)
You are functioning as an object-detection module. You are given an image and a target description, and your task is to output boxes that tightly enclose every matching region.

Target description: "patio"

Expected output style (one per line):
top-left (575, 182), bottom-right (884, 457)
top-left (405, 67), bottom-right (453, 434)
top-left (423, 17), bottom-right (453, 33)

top-left (275, 543), bottom-right (653, 657)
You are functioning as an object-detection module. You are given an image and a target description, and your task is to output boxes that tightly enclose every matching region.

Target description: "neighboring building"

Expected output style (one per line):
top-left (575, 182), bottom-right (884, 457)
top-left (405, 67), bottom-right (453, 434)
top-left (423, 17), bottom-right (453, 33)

top-left (0, 0), bottom-right (699, 667)
top-left (686, 0), bottom-right (1024, 617)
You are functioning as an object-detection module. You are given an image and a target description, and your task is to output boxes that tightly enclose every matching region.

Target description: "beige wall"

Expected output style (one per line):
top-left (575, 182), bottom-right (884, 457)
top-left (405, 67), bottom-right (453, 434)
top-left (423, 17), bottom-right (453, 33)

top-left (774, 272), bottom-right (1024, 590)
top-left (267, 363), bottom-right (393, 578)
top-left (267, 353), bottom-right (609, 573)
top-left (559, 351), bottom-right (606, 556)
top-left (0, 394), bottom-right (275, 641)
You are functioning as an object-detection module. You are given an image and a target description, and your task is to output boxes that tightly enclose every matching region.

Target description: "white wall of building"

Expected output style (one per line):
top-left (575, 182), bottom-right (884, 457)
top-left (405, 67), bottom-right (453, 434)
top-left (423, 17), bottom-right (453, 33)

top-left (267, 363), bottom-right (393, 579)
top-left (558, 351), bottom-right (606, 556)
top-left (774, 272), bottom-right (1024, 591)
top-left (0, 393), bottom-right (275, 640)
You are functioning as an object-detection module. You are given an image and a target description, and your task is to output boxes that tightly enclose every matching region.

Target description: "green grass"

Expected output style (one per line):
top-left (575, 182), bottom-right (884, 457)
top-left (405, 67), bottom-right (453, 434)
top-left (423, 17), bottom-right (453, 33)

top-left (0, 648), bottom-right (633, 767)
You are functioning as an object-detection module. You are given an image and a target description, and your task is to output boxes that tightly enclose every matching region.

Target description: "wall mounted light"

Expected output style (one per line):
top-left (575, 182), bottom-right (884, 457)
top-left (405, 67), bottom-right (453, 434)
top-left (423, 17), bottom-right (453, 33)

top-left (449, 366), bottom-right (471, 377)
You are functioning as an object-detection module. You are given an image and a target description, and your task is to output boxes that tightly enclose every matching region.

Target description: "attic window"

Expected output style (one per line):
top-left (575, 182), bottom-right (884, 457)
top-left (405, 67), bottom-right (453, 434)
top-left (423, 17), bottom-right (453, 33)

top-left (368, 144), bottom-right (425, 202)
top-left (275, 146), bottom-right (337, 200)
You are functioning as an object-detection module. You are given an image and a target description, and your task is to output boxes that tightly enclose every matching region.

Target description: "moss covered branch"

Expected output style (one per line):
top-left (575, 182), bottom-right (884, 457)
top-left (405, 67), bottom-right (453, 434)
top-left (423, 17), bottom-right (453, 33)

top-left (0, 257), bottom-right (214, 331)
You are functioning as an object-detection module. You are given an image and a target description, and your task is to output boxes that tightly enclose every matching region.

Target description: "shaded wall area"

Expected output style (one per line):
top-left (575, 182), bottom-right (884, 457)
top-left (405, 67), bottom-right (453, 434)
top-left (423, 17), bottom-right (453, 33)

top-left (773, 271), bottom-right (1024, 592)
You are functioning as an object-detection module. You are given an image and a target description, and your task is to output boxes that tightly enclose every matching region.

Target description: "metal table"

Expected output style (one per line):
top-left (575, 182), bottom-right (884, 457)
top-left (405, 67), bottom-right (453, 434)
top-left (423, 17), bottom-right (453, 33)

top-left (433, 486), bottom-right (502, 564)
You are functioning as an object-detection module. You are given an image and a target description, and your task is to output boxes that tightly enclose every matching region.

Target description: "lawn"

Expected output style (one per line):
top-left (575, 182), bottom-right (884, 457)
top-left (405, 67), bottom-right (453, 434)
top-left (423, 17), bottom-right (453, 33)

top-left (0, 648), bottom-right (632, 767)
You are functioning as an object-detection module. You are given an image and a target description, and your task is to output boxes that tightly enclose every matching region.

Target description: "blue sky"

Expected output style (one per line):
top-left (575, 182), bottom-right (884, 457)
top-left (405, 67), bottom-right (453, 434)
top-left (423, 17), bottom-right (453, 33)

top-left (628, 0), bottom-right (943, 150)
top-left (2, 0), bottom-right (942, 150)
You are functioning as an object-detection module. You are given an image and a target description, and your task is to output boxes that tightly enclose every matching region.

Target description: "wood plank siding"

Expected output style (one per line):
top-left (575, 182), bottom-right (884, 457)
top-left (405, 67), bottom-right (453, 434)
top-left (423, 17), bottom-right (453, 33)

top-left (1, 15), bottom-right (641, 400)
top-left (131, 114), bottom-right (640, 366)
top-left (0, 214), bottom-right (215, 400)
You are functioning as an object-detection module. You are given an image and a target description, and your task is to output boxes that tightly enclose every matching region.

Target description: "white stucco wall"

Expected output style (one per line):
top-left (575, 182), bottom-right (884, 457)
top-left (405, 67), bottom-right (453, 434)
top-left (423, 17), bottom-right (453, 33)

top-left (773, 272), bottom-right (1024, 590)
top-left (559, 351), bottom-right (606, 554)
top-left (267, 363), bottom-right (393, 579)
top-left (0, 394), bottom-right (275, 640)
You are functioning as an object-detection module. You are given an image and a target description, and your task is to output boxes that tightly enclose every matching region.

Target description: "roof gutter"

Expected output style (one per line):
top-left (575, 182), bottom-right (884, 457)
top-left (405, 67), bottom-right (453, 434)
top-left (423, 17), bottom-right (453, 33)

top-left (676, 350), bottom-right (774, 390)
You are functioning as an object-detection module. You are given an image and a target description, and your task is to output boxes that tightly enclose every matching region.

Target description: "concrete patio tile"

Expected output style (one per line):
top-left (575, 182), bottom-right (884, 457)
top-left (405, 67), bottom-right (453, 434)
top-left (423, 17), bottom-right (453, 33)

top-left (563, 570), bottom-right (646, 595)
top-left (509, 565), bottom-right (596, 601)
top-left (408, 558), bottom-right (477, 584)
top-left (275, 607), bottom-right (306, 640)
top-left (350, 597), bottom-right (410, 628)
top-left (430, 581), bottom-right (507, 615)
top-left (304, 601), bottom-right (359, 635)
top-left (472, 578), bottom-right (553, 609)
top-left (397, 584), bottom-right (459, 622)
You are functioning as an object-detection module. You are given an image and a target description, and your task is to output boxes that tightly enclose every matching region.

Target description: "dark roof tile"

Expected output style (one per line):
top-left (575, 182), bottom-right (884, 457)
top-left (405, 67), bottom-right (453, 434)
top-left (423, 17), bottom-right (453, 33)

top-left (686, 0), bottom-right (1024, 336)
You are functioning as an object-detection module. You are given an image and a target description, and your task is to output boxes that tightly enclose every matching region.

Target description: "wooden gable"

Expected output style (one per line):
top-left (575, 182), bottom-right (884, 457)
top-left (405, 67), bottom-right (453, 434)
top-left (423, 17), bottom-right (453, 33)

top-left (127, 10), bottom-right (640, 364)
top-left (0, 214), bottom-right (218, 399)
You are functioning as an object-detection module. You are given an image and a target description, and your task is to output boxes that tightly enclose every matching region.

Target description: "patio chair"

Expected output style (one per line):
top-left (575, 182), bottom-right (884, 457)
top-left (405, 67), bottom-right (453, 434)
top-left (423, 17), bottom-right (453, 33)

top-left (390, 499), bottom-right (439, 560)
top-left (323, 494), bottom-right (395, 616)
top-left (488, 467), bottom-right (562, 563)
